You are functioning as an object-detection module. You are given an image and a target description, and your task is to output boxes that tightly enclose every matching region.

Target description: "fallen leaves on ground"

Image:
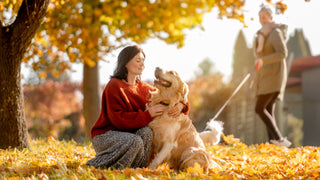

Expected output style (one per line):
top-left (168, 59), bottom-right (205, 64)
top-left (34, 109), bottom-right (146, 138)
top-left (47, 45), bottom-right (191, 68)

top-left (1, 135), bottom-right (320, 179)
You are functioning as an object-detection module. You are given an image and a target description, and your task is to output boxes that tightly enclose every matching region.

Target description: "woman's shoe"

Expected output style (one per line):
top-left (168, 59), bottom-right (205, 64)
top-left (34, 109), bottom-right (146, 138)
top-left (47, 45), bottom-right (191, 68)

top-left (270, 137), bottom-right (292, 148)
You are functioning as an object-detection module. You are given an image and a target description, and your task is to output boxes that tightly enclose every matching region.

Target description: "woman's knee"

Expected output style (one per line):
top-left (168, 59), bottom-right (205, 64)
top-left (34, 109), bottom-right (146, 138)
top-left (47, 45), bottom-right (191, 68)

top-left (131, 135), bottom-right (144, 151)
top-left (135, 127), bottom-right (153, 145)
top-left (136, 126), bottom-right (153, 137)
top-left (143, 127), bottom-right (153, 139)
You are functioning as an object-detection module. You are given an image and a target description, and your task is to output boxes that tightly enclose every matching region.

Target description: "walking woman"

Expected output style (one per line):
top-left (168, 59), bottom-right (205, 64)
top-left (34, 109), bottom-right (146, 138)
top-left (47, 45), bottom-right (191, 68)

top-left (254, 5), bottom-right (291, 147)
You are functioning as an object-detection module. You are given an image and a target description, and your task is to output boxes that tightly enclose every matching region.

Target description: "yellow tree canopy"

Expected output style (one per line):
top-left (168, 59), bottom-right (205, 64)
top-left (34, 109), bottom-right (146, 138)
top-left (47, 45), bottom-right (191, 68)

top-left (24, 0), bottom-right (246, 77)
top-left (0, 0), bottom-right (289, 77)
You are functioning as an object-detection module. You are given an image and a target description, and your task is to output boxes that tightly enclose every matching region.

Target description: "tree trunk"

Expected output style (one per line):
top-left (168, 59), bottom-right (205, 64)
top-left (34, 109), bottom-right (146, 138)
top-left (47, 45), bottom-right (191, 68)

top-left (0, 56), bottom-right (29, 149)
top-left (0, 0), bottom-right (49, 149)
top-left (83, 62), bottom-right (101, 142)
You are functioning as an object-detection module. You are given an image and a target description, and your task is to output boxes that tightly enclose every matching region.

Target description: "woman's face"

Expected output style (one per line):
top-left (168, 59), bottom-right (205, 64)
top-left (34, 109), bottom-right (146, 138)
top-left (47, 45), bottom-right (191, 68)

top-left (126, 52), bottom-right (145, 76)
top-left (259, 11), bottom-right (272, 26)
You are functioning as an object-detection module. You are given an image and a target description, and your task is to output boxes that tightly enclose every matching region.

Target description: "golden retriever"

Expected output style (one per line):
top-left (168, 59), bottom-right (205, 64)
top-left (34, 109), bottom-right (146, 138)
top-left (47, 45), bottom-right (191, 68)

top-left (147, 67), bottom-right (222, 171)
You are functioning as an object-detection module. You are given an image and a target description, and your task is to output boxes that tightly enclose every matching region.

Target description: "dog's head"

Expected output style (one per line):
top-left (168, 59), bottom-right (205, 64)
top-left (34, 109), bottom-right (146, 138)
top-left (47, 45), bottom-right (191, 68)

top-left (152, 67), bottom-right (188, 104)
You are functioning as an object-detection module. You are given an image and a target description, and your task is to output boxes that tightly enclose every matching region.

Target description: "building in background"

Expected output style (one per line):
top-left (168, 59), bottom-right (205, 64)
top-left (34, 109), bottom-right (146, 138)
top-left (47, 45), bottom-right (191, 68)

top-left (286, 55), bottom-right (320, 146)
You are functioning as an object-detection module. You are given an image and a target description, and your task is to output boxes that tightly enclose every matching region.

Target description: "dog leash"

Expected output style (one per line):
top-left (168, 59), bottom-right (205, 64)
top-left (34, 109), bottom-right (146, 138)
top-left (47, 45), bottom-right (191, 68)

top-left (212, 73), bottom-right (251, 120)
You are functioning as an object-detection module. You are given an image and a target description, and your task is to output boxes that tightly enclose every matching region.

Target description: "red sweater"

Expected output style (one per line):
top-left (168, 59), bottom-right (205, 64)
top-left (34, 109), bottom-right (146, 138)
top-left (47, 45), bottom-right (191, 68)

top-left (91, 78), bottom-right (153, 138)
top-left (91, 78), bottom-right (190, 139)
top-left (91, 78), bottom-right (189, 138)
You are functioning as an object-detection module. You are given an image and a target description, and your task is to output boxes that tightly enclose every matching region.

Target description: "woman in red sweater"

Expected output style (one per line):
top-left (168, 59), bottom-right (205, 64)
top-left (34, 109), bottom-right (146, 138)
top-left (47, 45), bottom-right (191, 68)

top-left (86, 45), bottom-right (189, 169)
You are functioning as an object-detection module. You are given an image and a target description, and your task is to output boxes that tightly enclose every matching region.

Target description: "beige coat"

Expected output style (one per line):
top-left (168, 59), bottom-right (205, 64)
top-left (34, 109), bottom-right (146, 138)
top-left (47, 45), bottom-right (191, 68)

top-left (254, 24), bottom-right (288, 100)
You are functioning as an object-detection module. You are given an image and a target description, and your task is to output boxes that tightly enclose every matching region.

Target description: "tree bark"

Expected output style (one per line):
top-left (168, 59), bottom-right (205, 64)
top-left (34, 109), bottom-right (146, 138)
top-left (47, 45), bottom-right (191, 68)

top-left (0, 0), bottom-right (49, 149)
top-left (83, 62), bottom-right (101, 142)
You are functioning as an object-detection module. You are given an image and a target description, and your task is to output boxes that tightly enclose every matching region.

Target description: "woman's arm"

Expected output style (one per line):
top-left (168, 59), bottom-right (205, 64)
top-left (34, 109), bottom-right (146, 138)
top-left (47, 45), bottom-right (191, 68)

top-left (106, 83), bottom-right (153, 131)
top-left (260, 29), bottom-right (288, 65)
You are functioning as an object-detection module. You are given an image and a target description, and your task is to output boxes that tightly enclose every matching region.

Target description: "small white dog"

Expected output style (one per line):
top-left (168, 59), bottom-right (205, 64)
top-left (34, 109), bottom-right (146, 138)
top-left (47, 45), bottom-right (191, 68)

top-left (199, 119), bottom-right (224, 146)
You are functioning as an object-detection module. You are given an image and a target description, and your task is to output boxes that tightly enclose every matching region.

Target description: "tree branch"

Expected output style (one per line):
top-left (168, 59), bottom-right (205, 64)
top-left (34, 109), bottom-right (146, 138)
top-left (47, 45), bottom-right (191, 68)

top-left (13, 0), bottom-right (49, 48)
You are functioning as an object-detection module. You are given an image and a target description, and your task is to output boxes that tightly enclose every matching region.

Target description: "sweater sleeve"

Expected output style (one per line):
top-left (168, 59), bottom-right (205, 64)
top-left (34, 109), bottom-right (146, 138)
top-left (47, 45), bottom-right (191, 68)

top-left (106, 83), bottom-right (153, 131)
top-left (261, 29), bottom-right (288, 65)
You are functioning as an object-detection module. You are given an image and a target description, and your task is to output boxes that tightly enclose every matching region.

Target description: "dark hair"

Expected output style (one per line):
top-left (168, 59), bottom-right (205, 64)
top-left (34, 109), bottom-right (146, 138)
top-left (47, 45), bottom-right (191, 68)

top-left (111, 45), bottom-right (145, 81)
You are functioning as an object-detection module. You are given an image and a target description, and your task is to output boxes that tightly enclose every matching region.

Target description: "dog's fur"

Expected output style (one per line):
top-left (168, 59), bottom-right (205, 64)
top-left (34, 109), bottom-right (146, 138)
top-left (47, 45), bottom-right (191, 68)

top-left (147, 67), bottom-right (222, 171)
top-left (199, 120), bottom-right (223, 146)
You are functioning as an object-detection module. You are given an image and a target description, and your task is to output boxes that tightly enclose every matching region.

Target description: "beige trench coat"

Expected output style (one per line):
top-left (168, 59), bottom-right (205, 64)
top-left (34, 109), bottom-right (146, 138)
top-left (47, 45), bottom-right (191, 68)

top-left (254, 24), bottom-right (288, 100)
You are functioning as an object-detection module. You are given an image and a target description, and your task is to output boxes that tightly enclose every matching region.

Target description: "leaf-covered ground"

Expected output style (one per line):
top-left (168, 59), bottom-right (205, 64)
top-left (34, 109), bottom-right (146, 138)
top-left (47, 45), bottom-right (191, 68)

top-left (1, 135), bottom-right (320, 179)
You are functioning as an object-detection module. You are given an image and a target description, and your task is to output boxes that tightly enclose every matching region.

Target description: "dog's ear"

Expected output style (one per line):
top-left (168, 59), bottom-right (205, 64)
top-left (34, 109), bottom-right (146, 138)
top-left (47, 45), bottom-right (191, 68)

top-left (181, 82), bottom-right (189, 103)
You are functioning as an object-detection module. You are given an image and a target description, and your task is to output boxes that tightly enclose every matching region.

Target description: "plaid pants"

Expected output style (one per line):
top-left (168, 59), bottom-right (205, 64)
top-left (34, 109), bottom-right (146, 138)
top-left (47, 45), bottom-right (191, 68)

top-left (86, 126), bottom-right (153, 169)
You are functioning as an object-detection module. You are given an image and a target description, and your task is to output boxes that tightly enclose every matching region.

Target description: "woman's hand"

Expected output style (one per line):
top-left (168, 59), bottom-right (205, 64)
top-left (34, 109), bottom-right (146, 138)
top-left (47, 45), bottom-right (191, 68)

top-left (168, 102), bottom-right (184, 117)
top-left (255, 58), bottom-right (263, 70)
top-left (148, 104), bottom-right (166, 118)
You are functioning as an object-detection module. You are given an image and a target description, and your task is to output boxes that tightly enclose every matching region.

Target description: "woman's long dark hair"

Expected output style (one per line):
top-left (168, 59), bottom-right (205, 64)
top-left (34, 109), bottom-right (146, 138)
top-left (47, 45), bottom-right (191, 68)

top-left (111, 45), bottom-right (145, 81)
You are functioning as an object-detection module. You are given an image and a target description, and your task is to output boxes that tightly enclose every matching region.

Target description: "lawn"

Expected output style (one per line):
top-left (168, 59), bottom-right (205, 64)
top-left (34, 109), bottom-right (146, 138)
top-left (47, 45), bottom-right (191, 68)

top-left (1, 135), bottom-right (320, 179)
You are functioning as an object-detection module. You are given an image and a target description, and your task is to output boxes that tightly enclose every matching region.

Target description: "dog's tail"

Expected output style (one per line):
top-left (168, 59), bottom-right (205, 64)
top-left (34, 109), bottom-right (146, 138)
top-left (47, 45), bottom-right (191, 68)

top-left (199, 119), bottom-right (224, 146)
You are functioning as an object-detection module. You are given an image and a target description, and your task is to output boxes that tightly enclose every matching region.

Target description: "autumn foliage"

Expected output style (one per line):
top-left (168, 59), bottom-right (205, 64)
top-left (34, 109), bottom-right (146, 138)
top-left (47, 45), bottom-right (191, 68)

top-left (1, 135), bottom-right (320, 179)
top-left (22, 0), bottom-right (247, 77)
top-left (23, 80), bottom-right (84, 141)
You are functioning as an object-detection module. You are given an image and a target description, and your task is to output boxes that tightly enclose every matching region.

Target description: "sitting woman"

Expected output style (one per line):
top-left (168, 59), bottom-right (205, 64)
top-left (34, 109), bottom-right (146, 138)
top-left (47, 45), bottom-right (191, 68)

top-left (86, 45), bottom-right (189, 169)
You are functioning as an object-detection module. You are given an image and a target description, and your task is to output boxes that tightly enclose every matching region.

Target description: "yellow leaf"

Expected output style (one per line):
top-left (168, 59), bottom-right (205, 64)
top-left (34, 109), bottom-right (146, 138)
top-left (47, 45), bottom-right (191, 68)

top-left (147, 21), bottom-right (154, 28)
top-left (168, 23), bottom-right (175, 32)
top-left (39, 71), bottom-right (47, 79)
top-left (8, 177), bottom-right (20, 180)
top-left (88, 42), bottom-right (95, 49)
top-left (186, 163), bottom-right (203, 175)
top-left (156, 163), bottom-right (170, 172)
top-left (311, 170), bottom-right (320, 177)
top-left (124, 167), bottom-right (132, 176)
top-left (84, 57), bottom-right (96, 67)
top-left (48, 136), bottom-right (56, 142)
top-left (94, 9), bottom-right (102, 18)
top-left (274, 174), bottom-right (283, 179)
top-left (99, 15), bottom-right (113, 23)
top-left (38, 49), bottom-right (43, 56)
top-left (29, 160), bottom-right (42, 168)
top-left (52, 70), bottom-right (60, 78)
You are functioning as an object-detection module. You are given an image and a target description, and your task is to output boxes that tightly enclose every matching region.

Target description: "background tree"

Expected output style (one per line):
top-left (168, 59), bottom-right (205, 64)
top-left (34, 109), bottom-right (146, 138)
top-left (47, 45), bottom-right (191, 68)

top-left (194, 57), bottom-right (216, 77)
top-left (0, 0), bottom-right (49, 149)
top-left (24, 80), bottom-right (83, 141)
top-left (189, 59), bottom-right (232, 130)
